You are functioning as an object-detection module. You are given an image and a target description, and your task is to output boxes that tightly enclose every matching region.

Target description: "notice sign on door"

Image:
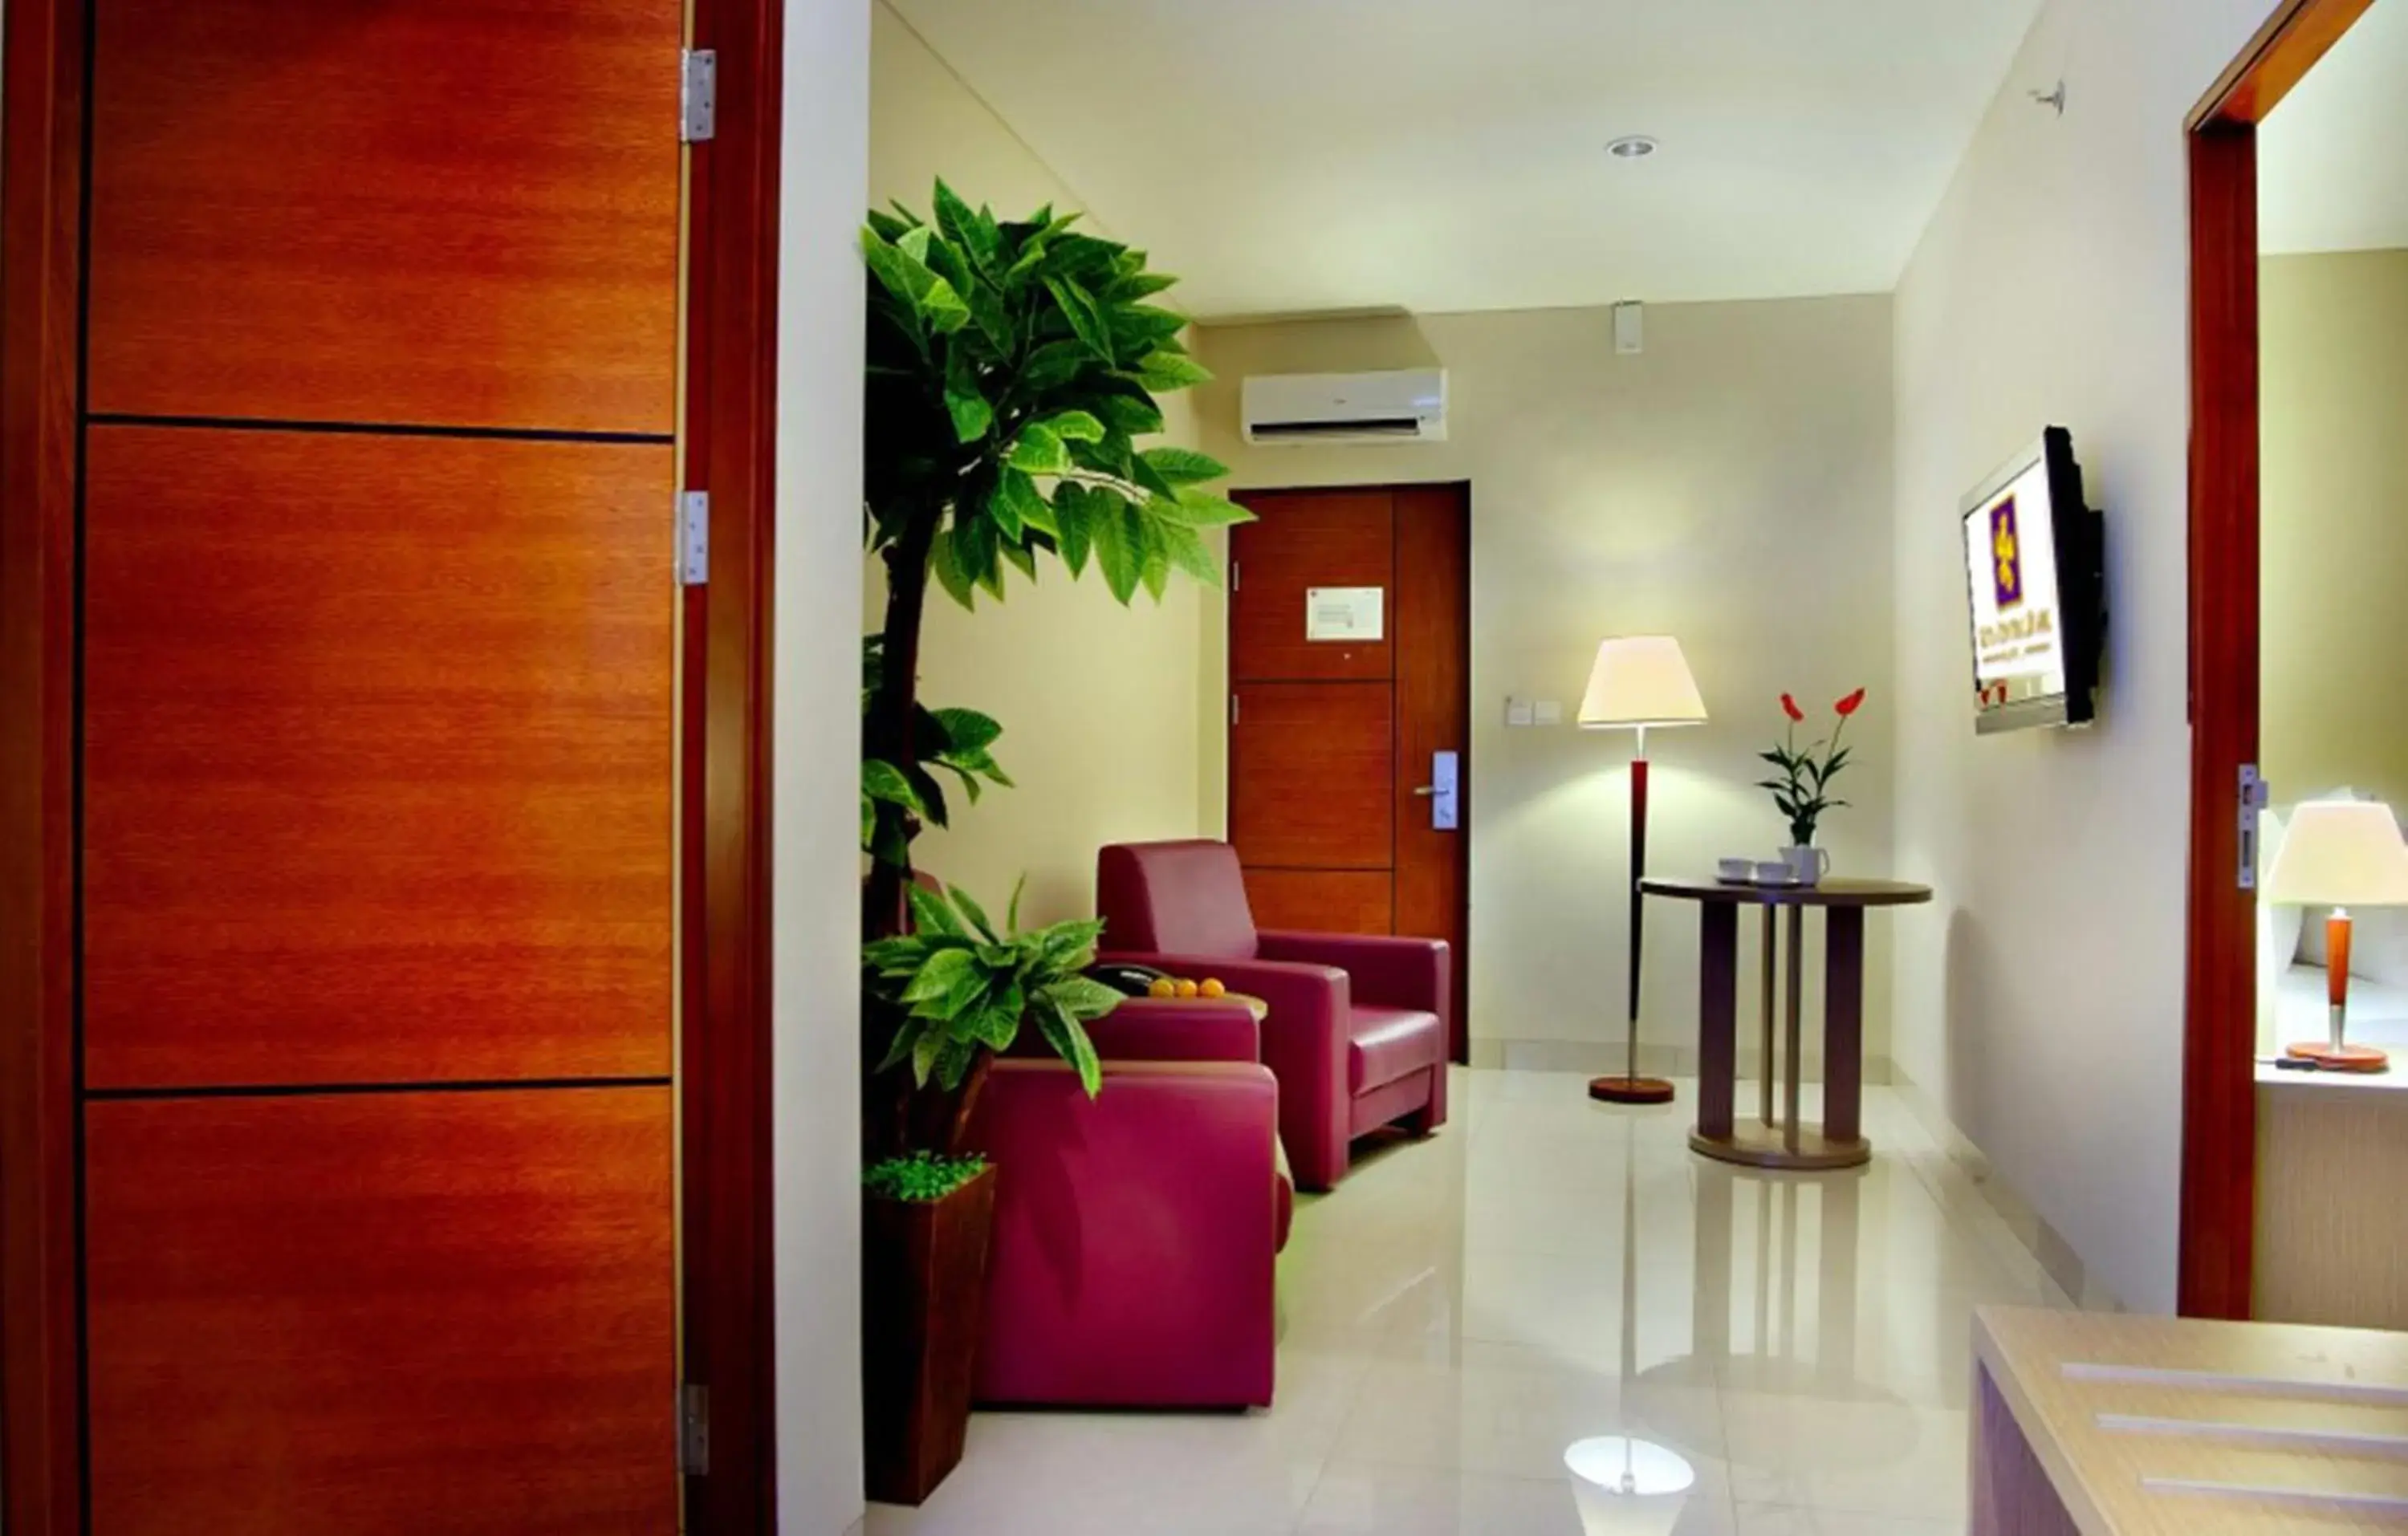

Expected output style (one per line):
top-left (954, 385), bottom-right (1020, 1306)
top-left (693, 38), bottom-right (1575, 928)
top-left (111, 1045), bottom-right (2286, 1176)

top-left (1306, 587), bottom-right (1385, 643)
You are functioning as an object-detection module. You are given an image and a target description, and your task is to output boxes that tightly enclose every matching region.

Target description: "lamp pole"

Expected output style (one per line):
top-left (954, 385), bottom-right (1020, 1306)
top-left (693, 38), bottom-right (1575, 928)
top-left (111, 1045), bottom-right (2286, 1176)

top-left (1592, 723), bottom-right (1674, 1104)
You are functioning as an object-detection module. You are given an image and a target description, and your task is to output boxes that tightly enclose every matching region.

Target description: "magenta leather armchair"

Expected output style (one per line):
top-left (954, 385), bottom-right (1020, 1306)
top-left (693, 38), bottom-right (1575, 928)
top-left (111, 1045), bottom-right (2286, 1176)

top-left (1095, 840), bottom-right (1450, 1192)
top-left (968, 998), bottom-right (1291, 1409)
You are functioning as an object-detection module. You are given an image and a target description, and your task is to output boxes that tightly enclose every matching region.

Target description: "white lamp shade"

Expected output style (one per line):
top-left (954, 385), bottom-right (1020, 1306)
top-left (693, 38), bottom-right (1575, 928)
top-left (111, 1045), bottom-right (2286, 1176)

top-left (1564, 1437), bottom-right (1693, 1536)
top-left (2265, 800), bottom-right (2408, 908)
top-left (1578, 636), bottom-right (1708, 730)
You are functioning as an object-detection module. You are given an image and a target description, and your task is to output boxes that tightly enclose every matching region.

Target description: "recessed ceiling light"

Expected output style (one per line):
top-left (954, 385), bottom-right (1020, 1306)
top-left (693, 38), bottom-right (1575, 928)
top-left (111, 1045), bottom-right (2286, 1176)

top-left (1607, 135), bottom-right (1660, 160)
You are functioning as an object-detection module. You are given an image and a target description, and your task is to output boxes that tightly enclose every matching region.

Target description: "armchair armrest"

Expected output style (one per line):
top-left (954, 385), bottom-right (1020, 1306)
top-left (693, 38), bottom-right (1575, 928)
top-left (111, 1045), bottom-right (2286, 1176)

top-left (1096, 951), bottom-right (1352, 1192)
top-left (1257, 931), bottom-right (1450, 1015)
top-left (1082, 998), bottom-right (1259, 1064)
top-left (968, 1059), bottom-right (1279, 1408)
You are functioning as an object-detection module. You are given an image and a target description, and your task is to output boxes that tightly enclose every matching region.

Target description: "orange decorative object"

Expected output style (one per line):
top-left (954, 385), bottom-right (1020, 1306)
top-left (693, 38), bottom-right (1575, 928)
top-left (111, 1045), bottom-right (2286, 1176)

top-left (2286, 912), bottom-right (2389, 1071)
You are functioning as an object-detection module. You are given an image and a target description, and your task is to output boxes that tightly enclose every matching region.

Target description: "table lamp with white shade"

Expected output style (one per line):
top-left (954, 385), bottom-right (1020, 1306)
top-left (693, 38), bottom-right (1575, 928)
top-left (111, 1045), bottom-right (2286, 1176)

top-left (1579, 636), bottom-right (1710, 1104)
top-left (2265, 798), bottom-right (2408, 1072)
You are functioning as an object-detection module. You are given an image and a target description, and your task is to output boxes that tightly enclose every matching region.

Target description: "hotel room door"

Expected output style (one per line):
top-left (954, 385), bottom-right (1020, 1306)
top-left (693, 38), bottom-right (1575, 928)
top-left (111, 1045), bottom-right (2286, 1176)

top-left (70, 2), bottom-right (685, 1530)
top-left (1227, 483), bottom-right (1472, 1058)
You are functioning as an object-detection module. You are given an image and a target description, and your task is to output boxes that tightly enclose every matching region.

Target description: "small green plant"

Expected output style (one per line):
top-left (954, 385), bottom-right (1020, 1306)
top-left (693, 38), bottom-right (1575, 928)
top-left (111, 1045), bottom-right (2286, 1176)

top-left (862, 1151), bottom-right (990, 1204)
top-left (864, 879), bottom-right (1125, 1152)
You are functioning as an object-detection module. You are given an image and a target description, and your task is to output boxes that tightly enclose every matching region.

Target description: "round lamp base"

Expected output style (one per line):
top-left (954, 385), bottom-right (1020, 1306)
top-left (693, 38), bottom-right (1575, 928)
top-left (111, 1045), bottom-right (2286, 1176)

top-left (1589, 1075), bottom-right (1677, 1105)
top-left (2285, 1041), bottom-right (2390, 1073)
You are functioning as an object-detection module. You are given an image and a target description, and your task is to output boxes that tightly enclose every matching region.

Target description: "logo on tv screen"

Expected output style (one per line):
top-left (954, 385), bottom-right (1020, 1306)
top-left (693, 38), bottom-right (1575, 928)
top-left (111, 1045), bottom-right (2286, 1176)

top-left (1990, 497), bottom-right (2024, 610)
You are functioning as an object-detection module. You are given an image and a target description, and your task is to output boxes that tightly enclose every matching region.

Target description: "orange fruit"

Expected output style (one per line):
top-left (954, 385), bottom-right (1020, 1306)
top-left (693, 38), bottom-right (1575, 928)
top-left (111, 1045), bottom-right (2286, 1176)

top-left (1148, 977), bottom-right (1178, 999)
top-left (1199, 978), bottom-right (1226, 999)
top-left (1175, 978), bottom-right (1201, 999)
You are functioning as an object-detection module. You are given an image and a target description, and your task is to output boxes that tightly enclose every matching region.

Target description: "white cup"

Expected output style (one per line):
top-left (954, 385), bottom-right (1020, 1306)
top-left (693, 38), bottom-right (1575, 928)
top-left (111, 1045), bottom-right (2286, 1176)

top-left (1755, 860), bottom-right (1797, 886)
top-left (1783, 846), bottom-right (1830, 886)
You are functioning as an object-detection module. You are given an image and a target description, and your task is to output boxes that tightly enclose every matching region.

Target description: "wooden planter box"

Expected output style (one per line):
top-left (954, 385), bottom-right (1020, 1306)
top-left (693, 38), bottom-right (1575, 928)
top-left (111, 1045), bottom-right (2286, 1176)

top-left (861, 1163), bottom-right (999, 1506)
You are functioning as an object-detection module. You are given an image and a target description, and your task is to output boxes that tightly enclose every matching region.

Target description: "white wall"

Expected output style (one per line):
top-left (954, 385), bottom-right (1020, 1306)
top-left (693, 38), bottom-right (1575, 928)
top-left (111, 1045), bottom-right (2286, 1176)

top-left (777, 0), bottom-right (869, 1530)
top-left (1889, 0), bottom-right (2276, 1315)
top-left (1193, 299), bottom-right (1897, 1073)
top-left (867, 1), bottom-right (1209, 928)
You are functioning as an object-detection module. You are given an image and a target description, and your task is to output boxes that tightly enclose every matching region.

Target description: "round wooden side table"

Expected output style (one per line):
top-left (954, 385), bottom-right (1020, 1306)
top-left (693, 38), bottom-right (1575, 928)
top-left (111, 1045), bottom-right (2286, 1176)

top-left (1640, 876), bottom-right (1933, 1171)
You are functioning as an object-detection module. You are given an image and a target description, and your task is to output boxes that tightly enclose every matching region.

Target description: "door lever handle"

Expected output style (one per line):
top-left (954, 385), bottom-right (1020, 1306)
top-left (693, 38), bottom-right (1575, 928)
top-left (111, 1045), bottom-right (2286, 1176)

top-left (1413, 785), bottom-right (1438, 797)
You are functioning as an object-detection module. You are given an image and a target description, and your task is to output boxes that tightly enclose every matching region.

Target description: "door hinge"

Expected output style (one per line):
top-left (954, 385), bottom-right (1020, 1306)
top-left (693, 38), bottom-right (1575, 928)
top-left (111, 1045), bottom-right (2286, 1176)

top-left (1230, 694), bottom-right (1240, 726)
top-left (680, 490), bottom-right (710, 586)
top-left (679, 1384), bottom-right (710, 1477)
top-left (2239, 763), bottom-right (2271, 891)
top-left (680, 49), bottom-right (718, 143)
top-left (1230, 559), bottom-right (1240, 592)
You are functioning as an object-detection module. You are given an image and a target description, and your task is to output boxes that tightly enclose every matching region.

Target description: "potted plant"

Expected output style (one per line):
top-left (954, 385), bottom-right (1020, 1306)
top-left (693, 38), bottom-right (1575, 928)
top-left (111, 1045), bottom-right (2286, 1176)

top-left (859, 880), bottom-right (1121, 1504)
top-left (1759, 688), bottom-right (1868, 885)
top-left (853, 184), bottom-right (1247, 1503)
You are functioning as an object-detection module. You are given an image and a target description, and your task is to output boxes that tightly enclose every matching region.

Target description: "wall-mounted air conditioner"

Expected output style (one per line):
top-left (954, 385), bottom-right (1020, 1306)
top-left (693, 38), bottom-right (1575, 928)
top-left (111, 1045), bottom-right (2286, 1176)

top-left (1240, 368), bottom-right (1447, 445)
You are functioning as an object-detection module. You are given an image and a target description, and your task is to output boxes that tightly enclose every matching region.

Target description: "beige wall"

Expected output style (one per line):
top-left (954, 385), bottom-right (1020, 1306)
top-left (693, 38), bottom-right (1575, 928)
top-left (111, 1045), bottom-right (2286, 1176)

top-left (1191, 300), bottom-right (1898, 1070)
top-left (1889, 0), bottom-right (2279, 1315)
top-left (868, 2), bottom-right (1209, 928)
top-left (776, 0), bottom-right (869, 1528)
top-left (2261, 250), bottom-right (2408, 809)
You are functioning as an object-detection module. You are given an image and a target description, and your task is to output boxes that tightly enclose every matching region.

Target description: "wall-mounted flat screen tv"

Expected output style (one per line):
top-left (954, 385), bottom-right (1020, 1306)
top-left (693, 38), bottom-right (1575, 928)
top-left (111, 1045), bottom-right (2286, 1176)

top-left (1961, 427), bottom-right (2105, 733)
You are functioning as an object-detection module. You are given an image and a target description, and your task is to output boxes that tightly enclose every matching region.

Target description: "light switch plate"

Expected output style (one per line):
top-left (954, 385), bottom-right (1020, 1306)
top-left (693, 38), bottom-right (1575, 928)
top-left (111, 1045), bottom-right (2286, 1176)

top-left (1534, 700), bottom-right (1563, 726)
top-left (1505, 697), bottom-right (1536, 728)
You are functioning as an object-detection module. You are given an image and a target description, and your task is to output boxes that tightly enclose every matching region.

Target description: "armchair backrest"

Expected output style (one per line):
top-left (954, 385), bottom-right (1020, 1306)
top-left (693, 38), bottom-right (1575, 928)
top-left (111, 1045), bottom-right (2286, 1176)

top-left (1096, 840), bottom-right (1260, 959)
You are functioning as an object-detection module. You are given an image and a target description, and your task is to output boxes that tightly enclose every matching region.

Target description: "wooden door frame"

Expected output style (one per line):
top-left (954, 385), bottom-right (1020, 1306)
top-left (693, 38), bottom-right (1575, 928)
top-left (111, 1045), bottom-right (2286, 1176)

top-left (1224, 480), bottom-right (1474, 1063)
top-left (2178, 0), bottom-right (2377, 1320)
top-left (0, 2), bottom-right (791, 1530)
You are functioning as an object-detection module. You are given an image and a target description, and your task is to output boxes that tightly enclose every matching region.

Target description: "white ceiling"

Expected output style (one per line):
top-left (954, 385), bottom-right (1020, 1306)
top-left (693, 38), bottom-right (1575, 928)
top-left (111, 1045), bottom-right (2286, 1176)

top-left (2260, 0), bottom-right (2408, 257)
top-left (889, 0), bottom-right (2046, 319)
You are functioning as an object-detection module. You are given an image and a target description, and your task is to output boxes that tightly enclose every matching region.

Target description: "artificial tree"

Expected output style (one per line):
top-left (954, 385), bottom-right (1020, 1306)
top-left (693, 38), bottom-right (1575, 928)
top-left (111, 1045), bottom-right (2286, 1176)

top-left (858, 181), bottom-right (1249, 1145)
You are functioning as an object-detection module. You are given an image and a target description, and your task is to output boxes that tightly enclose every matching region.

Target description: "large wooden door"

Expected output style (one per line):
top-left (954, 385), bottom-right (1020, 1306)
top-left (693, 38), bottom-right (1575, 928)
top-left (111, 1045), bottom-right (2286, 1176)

top-left (1228, 484), bottom-right (1471, 1057)
top-left (73, 2), bottom-right (685, 1530)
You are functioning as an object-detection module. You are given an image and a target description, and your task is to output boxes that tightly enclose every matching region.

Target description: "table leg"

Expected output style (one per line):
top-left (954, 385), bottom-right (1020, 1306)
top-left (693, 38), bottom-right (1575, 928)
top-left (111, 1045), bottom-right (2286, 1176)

top-left (1759, 905), bottom-right (1776, 1128)
top-left (1824, 906), bottom-right (1866, 1146)
top-left (1784, 904), bottom-right (1804, 1156)
top-left (1695, 900), bottom-right (1739, 1140)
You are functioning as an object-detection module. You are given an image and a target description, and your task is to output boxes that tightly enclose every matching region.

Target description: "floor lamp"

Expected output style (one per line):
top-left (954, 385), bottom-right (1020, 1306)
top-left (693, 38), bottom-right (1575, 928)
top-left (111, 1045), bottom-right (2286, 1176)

top-left (1580, 636), bottom-right (1709, 1105)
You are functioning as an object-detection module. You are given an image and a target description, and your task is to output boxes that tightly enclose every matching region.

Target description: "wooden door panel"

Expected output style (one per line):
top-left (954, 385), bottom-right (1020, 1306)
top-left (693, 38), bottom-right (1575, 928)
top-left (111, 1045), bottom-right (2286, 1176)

top-left (85, 1087), bottom-right (677, 1535)
top-left (87, 0), bottom-right (682, 434)
top-left (1395, 487), bottom-right (1472, 1044)
top-left (83, 426), bottom-right (674, 1089)
top-left (1230, 490), bottom-right (1395, 682)
top-left (1230, 681), bottom-right (1393, 870)
top-left (1245, 869), bottom-right (1393, 937)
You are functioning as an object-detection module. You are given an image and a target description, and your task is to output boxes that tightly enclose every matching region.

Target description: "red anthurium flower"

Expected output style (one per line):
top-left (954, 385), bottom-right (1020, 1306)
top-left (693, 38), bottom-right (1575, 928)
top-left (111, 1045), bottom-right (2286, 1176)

top-left (1836, 687), bottom-right (1867, 717)
top-left (1780, 693), bottom-right (1804, 723)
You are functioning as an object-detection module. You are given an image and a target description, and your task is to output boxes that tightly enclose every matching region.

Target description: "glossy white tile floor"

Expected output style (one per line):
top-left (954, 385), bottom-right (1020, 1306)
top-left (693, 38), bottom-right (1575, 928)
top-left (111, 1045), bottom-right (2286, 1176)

top-left (868, 1069), bottom-right (2072, 1535)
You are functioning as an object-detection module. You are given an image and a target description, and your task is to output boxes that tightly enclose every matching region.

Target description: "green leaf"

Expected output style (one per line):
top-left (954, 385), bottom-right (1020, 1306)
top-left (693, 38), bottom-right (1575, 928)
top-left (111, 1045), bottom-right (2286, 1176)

top-left (1141, 446), bottom-right (1228, 486)
top-left (1127, 350), bottom-right (1211, 392)
top-left (1094, 391), bottom-right (1165, 437)
top-left (996, 470), bottom-right (1056, 538)
top-left (1022, 339), bottom-right (1091, 391)
top-left (946, 386), bottom-right (993, 444)
top-left (1001, 539), bottom-right (1038, 580)
top-left (1054, 484), bottom-right (1097, 577)
top-left (929, 707), bottom-right (1003, 754)
top-left (1007, 875), bottom-right (1027, 934)
top-left (907, 883), bottom-right (966, 938)
top-left (949, 884), bottom-right (1001, 944)
top-left (1040, 974), bottom-right (1125, 1021)
top-left (1043, 409), bottom-right (1105, 444)
top-left (932, 180), bottom-right (998, 270)
top-left (1161, 488), bottom-right (1254, 528)
top-left (862, 758), bottom-right (923, 813)
top-left (1008, 422), bottom-right (1069, 476)
top-left (901, 946), bottom-right (975, 1006)
top-left (1045, 277), bottom-right (1115, 360)
top-left (1038, 1002), bottom-right (1104, 1099)
top-left (1104, 270), bottom-right (1179, 302)
top-left (1108, 303), bottom-right (1190, 352)
top-left (876, 1017), bottom-right (926, 1076)
top-left (929, 528), bottom-right (977, 609)
top-left (860, 226), bottom-right (971, 336)
top-left (1090, 493), bottom-right (1142, 603)
top-left (1158, 522), bottom-right (1222, 587)
top-left (910, 1030), bottom-right (945, 1087)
